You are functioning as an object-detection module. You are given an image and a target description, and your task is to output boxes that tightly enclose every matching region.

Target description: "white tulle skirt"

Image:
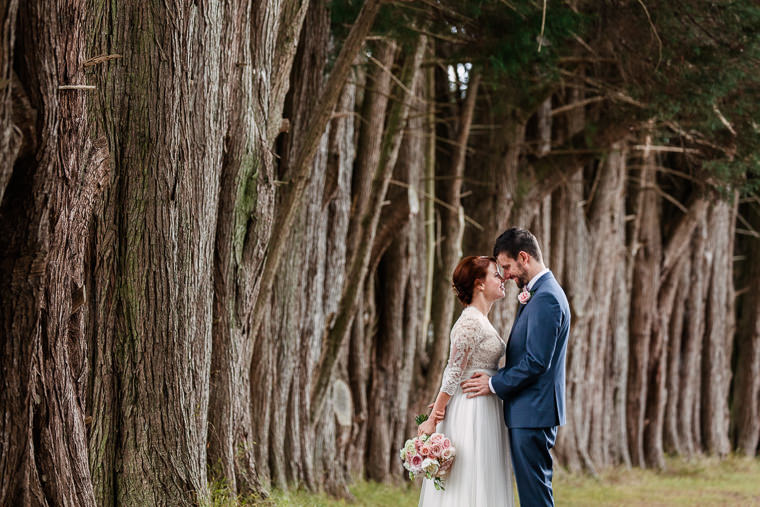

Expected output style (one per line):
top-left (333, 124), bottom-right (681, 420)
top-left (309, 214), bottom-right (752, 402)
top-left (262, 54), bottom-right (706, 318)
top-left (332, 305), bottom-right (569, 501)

top-left (418, 369), bottom-right (514, 507)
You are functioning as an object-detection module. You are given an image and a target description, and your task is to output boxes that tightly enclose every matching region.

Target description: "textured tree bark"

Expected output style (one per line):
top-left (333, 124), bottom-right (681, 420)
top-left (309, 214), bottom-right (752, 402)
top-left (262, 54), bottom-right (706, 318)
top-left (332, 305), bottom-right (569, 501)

top-left (347, 282), bottom-right (375, 477)
top-left (311, 35), bottom-right (427, 423)
top-left (423, 69), bottom-right (481, 406)
top-left (679, 222), bottom-right (709, 456)
top-left (367, 237), bottom-right (412, 481)
top-left (318, 78), bottom-right (359, 495)
top-left (586, 144), bottom-right (626, 467)
top-left (206, 0), bottom-right (307, 496)
top-left (366, 75), bottom-right (425, 481)
top-left (0, 1), bottom-right (108, 505)
top-left (86, 1), bottom-right (231, 503)
top-left (251, 0), bottom-right (336, 490)
top-left (645, 197), bottom-right (709, 467)
top-left (347, 40), bottom-right (396, 265)
top-left (547, 183), bottom-right (578, 470)
top-left (558, 170), bottom-right (595, 472)
top-left (464, 110), bottom-right (526, 257)
top-left (643, 261), bottom-right (678, 469)
top-left (731, 202), bottom-right (760, 455)
top-left (608, 223), bottom-right (633, 468)
top-left (0, 0), bottom-right (18, 203)
top-left (626, 146), bottom-right (661, 467)
top-left (663, 255), bottom-right (690, 455)
top-left (249, 0), bottom-right (384, 342)
top-left (701, 199), bottom-right (735, 457)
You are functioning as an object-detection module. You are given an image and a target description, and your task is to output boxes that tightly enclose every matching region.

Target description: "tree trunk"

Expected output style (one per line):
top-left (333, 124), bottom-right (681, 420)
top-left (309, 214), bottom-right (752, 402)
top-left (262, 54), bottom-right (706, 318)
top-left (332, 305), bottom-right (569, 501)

top-left (206, 0), bottom-right (307, 496)
top-left (0, 0), bottom-right (19, 203)
top-left (559, 170), bottom-right (595, 472)
top-left (367, 238), bottom-right (412, 481)
top-left (249, 0), bottom-right (384, 341)
top-left (608, 219), bottom-right (633, 468)
top-left (423, 69), bottom-right (481, 406)
top-left (677, 221), bottom-right (709, 455)
top-left (645, 197), bottom-right (709, 466)
top-left (586, 143), bottom-right (627, 468)
top-left (701, 199), bottom-right (735, 456)
top-left (347, 40), bottom-right (397, 265)
top-left (311, 35), bottom-right (427, 423)
top-left (643, 262), bottom-right (678, 469)
top-left (732, 202), bottom-right (760, 455)
top-left (366, 71), bottom-right (426, 481)
top-left (663, 255), bottom-right (690, 455)
top-left (0, 1), bottom-right (106, 504)
top-left (86, 1), bottom-right (233, 503)
top-left (626, 143), bottom-right (661, 467)
top-left (250, 0), bottom-right (348, 491)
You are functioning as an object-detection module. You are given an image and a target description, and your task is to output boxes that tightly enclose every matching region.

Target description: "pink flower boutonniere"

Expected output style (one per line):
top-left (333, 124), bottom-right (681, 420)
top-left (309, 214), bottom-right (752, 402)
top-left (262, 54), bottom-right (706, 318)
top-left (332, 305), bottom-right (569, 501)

top-left (517, 287), bottom-right (534, 305)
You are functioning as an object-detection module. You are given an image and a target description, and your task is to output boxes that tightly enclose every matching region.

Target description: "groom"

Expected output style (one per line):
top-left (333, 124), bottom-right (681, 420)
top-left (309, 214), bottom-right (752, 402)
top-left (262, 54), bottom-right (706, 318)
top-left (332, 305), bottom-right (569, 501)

top-left (461, 227), bottom-right (570, 507)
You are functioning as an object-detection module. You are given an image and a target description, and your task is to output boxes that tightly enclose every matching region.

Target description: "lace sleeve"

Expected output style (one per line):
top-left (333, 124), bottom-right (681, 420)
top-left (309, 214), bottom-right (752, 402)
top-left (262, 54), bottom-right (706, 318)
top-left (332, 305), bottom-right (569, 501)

top-left (439, 312), bottom-right (480, 395)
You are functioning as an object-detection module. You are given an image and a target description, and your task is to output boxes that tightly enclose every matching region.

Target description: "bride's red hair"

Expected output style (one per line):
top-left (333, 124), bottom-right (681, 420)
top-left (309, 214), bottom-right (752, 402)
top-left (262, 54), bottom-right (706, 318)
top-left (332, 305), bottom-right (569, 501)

top-left (452, 256), bottom-right (496, 305)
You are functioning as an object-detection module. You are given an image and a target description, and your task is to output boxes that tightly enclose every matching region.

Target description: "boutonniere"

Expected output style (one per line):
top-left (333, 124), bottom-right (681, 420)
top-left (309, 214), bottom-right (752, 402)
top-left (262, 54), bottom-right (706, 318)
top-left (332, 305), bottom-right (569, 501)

top-left (517, 287), bottom-right (534, 305)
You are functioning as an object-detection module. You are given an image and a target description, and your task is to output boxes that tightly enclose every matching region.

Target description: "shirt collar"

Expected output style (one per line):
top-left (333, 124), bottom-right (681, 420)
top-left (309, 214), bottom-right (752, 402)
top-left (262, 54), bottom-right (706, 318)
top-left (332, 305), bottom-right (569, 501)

top-left (527, 268), bottom-right (550, 291)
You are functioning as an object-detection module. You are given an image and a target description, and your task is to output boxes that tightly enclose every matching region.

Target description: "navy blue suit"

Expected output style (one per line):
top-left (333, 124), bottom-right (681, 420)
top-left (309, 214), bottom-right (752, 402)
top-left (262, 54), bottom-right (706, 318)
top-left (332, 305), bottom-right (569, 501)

top-left (491, 271), bottom-right (570, 507)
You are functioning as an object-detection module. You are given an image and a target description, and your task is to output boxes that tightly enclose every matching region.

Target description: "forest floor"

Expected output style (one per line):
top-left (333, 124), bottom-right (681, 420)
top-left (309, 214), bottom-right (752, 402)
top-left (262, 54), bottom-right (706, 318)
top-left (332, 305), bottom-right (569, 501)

top-left (212, 455), bottom-right (760, 506)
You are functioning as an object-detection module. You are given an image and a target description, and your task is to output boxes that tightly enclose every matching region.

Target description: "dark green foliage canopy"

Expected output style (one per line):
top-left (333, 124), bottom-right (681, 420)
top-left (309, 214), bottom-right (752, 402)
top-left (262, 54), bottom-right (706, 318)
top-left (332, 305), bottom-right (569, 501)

top-left (330, 0), bottom-right (760, 192)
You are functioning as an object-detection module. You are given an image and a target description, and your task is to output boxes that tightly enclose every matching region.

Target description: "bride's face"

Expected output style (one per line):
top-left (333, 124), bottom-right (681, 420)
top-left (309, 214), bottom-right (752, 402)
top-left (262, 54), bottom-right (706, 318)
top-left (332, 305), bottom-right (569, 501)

top-left (482, 261), bottom-right (506, 301)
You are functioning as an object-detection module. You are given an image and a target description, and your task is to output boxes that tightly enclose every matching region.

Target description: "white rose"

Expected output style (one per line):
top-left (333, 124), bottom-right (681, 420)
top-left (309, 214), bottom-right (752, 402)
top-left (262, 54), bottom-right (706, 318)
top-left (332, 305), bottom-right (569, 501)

top-left (422, 458), bottom-right (439, 476)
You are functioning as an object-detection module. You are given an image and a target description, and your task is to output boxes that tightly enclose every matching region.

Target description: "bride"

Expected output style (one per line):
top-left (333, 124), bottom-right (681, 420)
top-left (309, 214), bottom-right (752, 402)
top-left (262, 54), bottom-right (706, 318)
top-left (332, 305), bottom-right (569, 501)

top-left (417, 255), bottom-right (514, 507)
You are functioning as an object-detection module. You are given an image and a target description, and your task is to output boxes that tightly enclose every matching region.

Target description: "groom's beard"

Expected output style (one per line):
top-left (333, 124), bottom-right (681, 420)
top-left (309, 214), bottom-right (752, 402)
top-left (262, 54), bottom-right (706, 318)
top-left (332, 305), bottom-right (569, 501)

top-left (514, 269), bottom-right (529, 289)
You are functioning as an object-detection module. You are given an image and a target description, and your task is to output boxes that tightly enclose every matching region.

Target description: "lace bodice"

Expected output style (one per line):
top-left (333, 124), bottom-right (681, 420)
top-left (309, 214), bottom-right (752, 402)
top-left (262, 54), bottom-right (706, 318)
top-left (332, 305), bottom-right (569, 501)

top-left (439, 306), bottom-right (506, 395)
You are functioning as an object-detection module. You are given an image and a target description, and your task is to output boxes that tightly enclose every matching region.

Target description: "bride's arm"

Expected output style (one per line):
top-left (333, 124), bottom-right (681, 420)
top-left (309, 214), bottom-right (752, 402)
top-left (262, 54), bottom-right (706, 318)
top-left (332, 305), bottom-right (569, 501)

top-left (418, 391), bottom-right (450, 436)
top-left (418, 316), bottom-right (477, 434)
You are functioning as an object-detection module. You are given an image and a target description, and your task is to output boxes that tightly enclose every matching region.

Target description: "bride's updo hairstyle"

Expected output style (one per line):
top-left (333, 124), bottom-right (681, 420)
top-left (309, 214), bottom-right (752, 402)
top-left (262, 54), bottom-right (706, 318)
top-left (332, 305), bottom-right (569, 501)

top-left (452, 255), bottom-right (496, 305)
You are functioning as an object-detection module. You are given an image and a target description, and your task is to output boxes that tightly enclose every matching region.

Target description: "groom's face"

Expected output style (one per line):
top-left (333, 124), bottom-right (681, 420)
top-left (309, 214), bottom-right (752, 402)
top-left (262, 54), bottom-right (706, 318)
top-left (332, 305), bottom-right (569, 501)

top-left (496, 252), bottom-right (530, 289)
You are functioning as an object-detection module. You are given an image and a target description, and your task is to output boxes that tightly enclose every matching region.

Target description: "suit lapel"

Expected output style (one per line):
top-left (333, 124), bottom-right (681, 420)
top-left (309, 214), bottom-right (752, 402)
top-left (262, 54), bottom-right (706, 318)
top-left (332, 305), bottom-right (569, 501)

top-left (508, 301), bottom-right (526, 342)
top-left (507, 272), bottom-right (553, 342)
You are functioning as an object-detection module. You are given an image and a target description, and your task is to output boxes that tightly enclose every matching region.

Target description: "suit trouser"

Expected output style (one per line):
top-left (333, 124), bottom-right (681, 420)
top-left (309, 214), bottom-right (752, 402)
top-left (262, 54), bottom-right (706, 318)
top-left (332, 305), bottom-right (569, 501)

top-left (509, 426), bottom-right (557, 507)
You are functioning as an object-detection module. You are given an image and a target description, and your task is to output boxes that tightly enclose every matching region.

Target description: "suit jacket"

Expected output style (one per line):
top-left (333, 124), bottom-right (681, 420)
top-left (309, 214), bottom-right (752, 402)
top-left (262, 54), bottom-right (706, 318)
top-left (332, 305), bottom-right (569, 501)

top-left (491, 271), bottom-right (570, 428)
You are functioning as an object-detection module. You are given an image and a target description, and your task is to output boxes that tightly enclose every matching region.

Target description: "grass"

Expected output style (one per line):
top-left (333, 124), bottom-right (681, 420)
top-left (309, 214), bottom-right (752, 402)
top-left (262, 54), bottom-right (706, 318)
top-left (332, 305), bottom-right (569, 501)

top-left (554, 455), bottom-right (760, 506)
top-left (208, 455), bottom-right (760, 506)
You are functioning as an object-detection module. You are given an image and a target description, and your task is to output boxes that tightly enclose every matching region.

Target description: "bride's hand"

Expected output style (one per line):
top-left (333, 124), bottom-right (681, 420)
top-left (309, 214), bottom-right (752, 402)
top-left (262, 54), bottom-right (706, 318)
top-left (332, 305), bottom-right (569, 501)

top-left (417, 418), bottom-right (437, 437)
top-left (427, 403), bottom-right (445, 422)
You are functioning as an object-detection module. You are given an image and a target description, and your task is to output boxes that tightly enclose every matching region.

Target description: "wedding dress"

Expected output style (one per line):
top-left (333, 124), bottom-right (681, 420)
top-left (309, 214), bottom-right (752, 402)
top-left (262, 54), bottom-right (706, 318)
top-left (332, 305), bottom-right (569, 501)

top-left (418, 306), bottom-right (514, 507)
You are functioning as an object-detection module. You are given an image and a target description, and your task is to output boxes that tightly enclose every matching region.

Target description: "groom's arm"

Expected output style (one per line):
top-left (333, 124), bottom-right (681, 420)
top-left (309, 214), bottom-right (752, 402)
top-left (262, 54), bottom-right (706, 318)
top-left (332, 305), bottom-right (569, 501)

top-left (490, 293), bottom-right (561, 400)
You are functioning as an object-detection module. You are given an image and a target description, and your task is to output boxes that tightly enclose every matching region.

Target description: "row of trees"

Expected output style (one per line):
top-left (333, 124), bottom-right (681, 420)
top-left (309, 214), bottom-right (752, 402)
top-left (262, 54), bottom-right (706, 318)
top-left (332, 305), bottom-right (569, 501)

top-left (1, 0), bottom-right (759, 504)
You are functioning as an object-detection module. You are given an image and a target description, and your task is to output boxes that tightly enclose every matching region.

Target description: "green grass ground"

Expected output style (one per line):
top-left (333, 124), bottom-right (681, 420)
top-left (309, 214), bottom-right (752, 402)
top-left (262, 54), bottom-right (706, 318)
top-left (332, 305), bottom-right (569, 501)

top-left (211, 455), bottom-right (760, 506)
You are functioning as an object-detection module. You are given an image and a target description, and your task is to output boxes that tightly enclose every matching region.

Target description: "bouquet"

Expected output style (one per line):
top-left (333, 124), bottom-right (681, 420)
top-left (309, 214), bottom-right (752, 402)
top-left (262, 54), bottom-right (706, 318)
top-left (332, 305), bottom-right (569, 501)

top-left (399, 416), bottom-right (456, 490)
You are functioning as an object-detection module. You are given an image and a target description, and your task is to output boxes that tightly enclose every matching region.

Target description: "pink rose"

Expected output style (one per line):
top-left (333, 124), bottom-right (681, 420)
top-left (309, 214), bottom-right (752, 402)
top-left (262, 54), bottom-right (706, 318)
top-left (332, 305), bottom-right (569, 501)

top-left (517, 287), bottom-right (532, 304)
top-left (411, 454), bottom-right (422, 467)
top-left (415, 439), bottom-right (423, 452)
top-left (442, 438), bottom-right (451, 449)
top-left (431, 444), bottom-right (443, 457)
top-left (420, 445), bottom-right (431, 456)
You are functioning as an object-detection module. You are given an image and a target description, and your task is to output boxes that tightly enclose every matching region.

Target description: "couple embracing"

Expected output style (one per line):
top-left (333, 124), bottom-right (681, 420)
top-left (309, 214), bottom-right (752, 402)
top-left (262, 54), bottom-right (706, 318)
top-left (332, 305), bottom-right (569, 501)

top-left (417, 227), bottom-right (570, 507)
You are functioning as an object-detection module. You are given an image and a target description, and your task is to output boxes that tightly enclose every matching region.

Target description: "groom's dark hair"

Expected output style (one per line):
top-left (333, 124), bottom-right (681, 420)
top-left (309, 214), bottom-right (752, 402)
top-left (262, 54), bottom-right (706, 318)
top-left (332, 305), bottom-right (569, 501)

top-left (493, 227), bottom-right (543, 262)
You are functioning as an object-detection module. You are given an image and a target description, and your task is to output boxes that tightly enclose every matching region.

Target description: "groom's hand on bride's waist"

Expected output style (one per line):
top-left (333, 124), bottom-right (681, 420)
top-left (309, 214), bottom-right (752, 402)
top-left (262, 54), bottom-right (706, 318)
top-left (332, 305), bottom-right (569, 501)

top-left (461, 372), bottom-right (492, 398)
